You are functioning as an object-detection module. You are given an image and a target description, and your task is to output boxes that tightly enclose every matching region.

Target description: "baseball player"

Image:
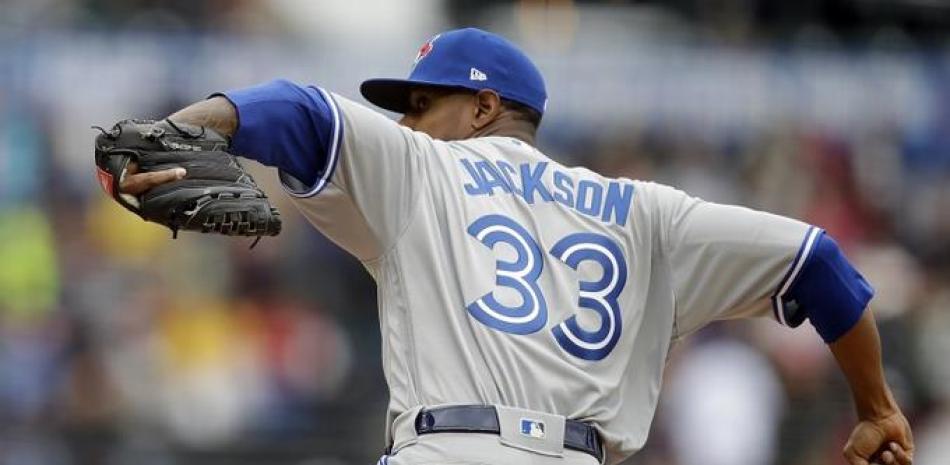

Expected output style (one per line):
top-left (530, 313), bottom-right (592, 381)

top-left (109, 28), bottom-right (913, 465)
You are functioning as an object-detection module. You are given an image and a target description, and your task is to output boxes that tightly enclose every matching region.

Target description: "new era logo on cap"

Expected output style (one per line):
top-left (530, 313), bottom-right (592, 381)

top-left (469, 67), bottom-right (487, 81)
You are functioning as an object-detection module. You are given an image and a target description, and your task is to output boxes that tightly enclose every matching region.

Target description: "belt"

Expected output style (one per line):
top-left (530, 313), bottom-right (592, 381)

top-left (412, 405), bottom-right (604, 462)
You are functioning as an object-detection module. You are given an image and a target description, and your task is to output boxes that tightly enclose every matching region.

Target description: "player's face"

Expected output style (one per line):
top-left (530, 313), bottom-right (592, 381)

top-left (399, 87), bottom-right (479, 140)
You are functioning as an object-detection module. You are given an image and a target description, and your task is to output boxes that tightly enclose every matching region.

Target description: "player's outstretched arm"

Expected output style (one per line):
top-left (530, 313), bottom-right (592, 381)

top-left (785, 232), bottom-right (914, 465)
top-left (656, 187), bottom-right (914, 464)
top-left (830, 310), bottom-right (914, 465)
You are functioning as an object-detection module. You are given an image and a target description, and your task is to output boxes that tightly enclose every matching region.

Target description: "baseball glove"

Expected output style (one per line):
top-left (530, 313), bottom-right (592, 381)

top-left (93, 119), bottom-right (281, 241)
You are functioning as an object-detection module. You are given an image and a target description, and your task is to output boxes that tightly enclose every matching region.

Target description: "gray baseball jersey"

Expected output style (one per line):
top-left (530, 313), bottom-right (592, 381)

top-left (286, 93), bottom-right (816, 464)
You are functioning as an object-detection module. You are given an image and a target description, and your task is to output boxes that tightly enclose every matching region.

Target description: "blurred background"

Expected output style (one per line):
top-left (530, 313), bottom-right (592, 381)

top-left (0, 0), bottom-right (948, 464)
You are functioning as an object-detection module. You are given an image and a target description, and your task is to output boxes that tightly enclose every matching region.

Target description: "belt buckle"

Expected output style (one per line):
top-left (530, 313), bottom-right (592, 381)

top-left (415, 409), bottom-right (436, 433)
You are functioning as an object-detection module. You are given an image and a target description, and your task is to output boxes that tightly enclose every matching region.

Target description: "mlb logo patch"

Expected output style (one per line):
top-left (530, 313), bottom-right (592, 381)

top-left (520, 418), bottom-right (545, 439)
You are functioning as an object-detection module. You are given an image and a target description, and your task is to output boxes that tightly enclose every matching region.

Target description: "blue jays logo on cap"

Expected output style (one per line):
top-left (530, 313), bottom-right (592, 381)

top-left (413, 34), bottom-right (440, 66)
top-left (360, 28), bottom-right (548, 117)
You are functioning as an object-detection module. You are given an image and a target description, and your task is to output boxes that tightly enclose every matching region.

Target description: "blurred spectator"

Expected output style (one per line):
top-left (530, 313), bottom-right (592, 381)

top-left (663, 336), bottom-right (784, 465)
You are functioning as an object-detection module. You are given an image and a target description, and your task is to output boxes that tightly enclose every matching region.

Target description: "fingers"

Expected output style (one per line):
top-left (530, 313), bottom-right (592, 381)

top-left (872, 442), bottom-right (913, 465)
top-left (844, 415), bottom-right (915, 465)
top-left (120, 167), bottom-right (186, 195)
top-left (880, 450), bottom-right (895, 465)
top-left (888, 442), bottom-right (913, 465)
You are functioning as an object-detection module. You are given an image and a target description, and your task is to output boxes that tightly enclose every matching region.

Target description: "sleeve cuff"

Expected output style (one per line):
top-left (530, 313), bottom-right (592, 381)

top-left (279, 87), bottom-right (344, 198)
top-left (770, 226), bottom-right (822, 327)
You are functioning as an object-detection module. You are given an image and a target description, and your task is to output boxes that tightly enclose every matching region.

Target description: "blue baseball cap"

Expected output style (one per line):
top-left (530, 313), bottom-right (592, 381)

top-left (361, 28), bottom-right (548, 116)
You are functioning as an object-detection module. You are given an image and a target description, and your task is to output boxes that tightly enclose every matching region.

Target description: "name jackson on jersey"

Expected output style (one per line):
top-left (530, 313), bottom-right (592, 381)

top-left (458, 158), bottom-right (635, 227)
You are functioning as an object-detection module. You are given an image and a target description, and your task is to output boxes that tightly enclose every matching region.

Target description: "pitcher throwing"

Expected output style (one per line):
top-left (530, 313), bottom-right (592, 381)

top-left (97, 28), bottom-right (913, 465)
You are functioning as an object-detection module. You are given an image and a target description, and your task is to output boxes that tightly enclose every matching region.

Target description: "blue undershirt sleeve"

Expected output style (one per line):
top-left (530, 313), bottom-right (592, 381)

top-left (213, 79), bottom-right (341, 192)
top-left (783, 232), bottom-right (874, 343)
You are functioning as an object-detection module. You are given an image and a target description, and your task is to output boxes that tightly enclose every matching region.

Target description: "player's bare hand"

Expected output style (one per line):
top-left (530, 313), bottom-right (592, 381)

top-left (119, 162), bottom-right (186, 195)
top-left (843, 410), bottom-right (913, 465)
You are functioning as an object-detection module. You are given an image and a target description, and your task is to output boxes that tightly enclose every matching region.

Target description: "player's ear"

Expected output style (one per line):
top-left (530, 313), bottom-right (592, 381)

top-left (471, 89), bottom-right (502, 130)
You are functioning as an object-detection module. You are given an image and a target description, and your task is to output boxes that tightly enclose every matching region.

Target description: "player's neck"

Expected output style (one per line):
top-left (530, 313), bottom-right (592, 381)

top-left (472, 118), bottom-right (537, 146)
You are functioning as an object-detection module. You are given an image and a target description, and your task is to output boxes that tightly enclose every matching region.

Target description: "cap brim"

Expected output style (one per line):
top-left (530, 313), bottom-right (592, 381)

top-left (360, 78), bottom-right (470, 114)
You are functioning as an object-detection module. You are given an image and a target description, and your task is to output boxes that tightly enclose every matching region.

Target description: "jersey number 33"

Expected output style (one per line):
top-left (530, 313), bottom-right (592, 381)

top-left (466, 214), bottom-right (628, 361)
